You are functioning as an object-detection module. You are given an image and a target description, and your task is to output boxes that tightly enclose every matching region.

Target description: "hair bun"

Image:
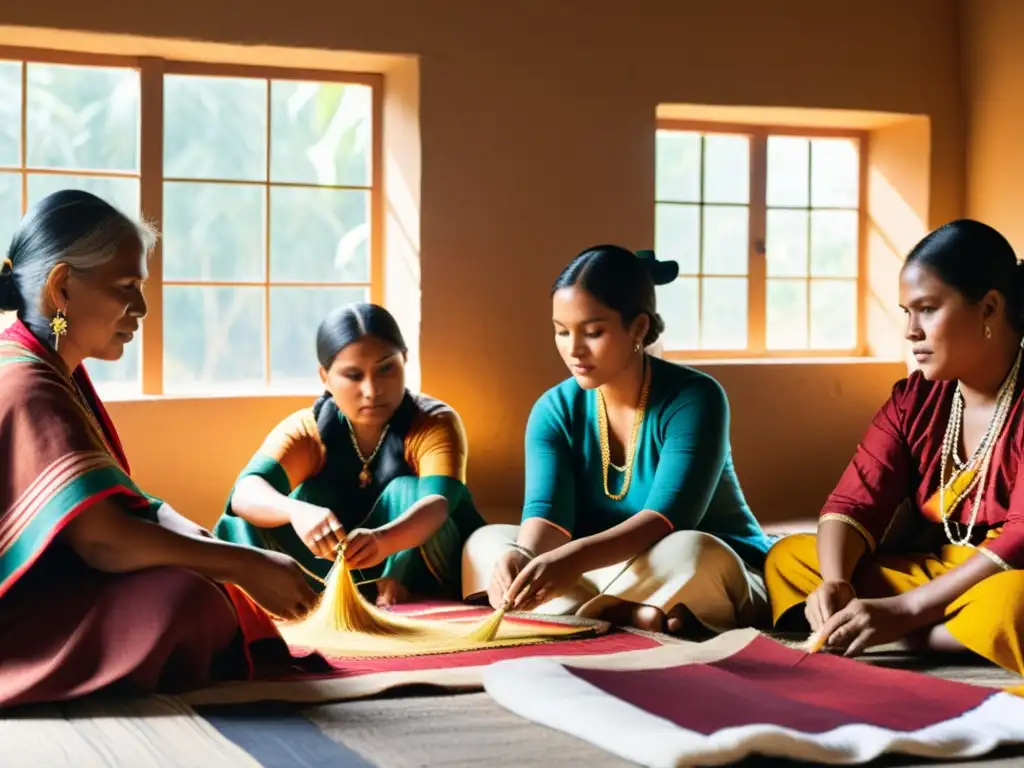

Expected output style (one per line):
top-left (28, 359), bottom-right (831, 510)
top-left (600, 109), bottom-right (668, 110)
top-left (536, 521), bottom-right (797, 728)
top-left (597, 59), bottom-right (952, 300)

top-left (635, 249), bottom-right (680, 286)
top-left (0, 255), bottom-right (18, 313)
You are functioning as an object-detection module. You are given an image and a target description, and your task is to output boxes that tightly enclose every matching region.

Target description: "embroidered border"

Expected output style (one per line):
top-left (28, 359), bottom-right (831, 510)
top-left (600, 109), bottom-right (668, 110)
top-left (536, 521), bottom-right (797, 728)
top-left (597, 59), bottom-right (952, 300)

top-left (819, 512), bottom-right (877, 552)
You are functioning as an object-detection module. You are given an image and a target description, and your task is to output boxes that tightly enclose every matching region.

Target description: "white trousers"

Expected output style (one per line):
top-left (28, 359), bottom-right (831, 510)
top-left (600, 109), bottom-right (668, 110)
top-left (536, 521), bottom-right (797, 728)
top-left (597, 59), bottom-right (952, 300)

top-left (461, 524), bottom-right (767, 633)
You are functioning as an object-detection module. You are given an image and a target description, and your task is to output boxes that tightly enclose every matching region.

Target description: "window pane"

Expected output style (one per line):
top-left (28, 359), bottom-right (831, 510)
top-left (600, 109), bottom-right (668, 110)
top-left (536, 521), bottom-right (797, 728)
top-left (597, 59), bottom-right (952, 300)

top-left (270, 80), bottom-right (371, 187)
top-left (163, 182), bottom-right (265, 282)
top-left (163, 286), bottom-right (265, 392)
top-left (86, 339), bottom-right (139, 394)
top-left (0, 173), bottom-right (19, 251)
top-left (811, 138), bottom-right (859, 208)
top-left (701, 277), bottom-right (747, 349)
top-left (164, 75), bottom-right (267, 181)
top-left (655, 277), bottom-right (698, 351)
top-left (702, 134), bottom-right (749, 205)
top-left (766, 136), bottom-right (809, 207)
top-left (269, 287), bottom-right (369, 387)
top-left (810, 209), bottom-right (858, 277)
top-left (654, 203), bottom-right (699, 274)
top-left (655, 130), bottom-right (700, 203)
top-left (766, 209), bottom-right (808, 277)
top-left (26, 64), bottom-right (139, 172)
top-left (703, 205), bottom-right (748, 275)
top-left (0, 61), bottom-right (20, 167)
top-left (766, 279), bottom-right (808, 350)
top-left (270, 187), bottom-right (369, 282)
top-left (811, 280), bottom-right (857, 349)
top-left (27, 175), bottom-right (139, 216)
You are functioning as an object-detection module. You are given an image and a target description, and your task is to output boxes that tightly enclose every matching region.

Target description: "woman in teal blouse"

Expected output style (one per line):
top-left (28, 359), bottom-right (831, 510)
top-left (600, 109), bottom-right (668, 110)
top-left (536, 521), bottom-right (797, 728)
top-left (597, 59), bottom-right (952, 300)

top-left (462, 245), bottom-right (773, 634)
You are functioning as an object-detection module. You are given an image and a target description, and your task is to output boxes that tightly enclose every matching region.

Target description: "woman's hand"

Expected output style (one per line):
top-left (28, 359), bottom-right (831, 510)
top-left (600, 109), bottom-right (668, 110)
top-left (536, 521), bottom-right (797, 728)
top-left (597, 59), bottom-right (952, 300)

top-left (815, 595), bottom-right (919, 657)
top-left (289, 504), bottom-right (344, 560)
top-left (343, 528), bottom-right (387, 570)
top-left (487, 549), bottom-right (532, 609)
top-left (805, 579), bottom-right (857, 631)
top-left (504, 548), bottom-right (581, 611)
top-left (236, 549), bottom-right (319, 620)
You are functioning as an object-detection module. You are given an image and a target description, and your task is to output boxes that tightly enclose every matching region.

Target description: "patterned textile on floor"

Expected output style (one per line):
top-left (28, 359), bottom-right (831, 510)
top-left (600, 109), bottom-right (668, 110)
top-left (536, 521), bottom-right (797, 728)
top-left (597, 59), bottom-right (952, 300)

top-left (184, 602), bottom-right (669, 706)
top-left (483, 629), bottom-right (1024, 766)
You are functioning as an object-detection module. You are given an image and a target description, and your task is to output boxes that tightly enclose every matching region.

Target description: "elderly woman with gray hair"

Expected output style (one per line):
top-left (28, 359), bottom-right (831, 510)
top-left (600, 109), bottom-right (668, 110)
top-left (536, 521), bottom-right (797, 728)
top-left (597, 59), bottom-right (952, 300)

top-left (0, 190), bottom-right (318, 708)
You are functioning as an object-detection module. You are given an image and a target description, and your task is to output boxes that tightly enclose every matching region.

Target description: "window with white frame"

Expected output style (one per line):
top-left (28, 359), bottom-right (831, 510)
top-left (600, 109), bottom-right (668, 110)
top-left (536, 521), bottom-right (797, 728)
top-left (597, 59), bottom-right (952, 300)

top-left (654, 124), bottom-right (863, 357)
top-left (0, 53), bottom-right (380, 395)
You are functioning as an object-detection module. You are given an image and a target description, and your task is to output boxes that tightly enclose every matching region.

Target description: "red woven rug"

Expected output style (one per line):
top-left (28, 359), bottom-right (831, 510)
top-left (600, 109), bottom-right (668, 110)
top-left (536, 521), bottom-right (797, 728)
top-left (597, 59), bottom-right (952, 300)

top-left (184, 601), bottom-right (667, 706)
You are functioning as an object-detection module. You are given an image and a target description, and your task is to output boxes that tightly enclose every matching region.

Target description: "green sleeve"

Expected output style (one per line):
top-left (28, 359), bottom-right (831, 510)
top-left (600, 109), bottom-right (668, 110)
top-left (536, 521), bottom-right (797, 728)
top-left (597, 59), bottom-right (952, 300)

top-left (417, 474), bottom-right (467, 509)
top-left (223, 454), bottom-right (292, 517)
top-left (520, 392), bottom-right (576, 534)
top-left (642, 374), bottom-right (729, 529)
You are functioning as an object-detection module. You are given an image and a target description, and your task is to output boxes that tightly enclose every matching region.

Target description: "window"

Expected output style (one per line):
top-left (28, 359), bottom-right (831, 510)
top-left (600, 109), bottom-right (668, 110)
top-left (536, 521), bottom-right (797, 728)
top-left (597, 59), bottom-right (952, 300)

top-left (0, 52), bottom-right (381, 395)
top-left (654, 123), bottom-right (864, 357)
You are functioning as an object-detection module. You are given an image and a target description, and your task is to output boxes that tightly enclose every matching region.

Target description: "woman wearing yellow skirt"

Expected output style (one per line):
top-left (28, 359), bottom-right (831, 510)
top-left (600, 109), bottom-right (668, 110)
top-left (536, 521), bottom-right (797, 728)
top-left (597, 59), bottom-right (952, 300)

top-left (766, 220), bottom-right (1024, 680)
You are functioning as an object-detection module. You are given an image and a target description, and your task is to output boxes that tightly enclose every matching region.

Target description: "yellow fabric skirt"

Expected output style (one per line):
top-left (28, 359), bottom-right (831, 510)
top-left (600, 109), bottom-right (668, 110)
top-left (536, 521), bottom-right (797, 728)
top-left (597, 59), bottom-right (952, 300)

top-left (765, 533), bottom-right (1024, 695)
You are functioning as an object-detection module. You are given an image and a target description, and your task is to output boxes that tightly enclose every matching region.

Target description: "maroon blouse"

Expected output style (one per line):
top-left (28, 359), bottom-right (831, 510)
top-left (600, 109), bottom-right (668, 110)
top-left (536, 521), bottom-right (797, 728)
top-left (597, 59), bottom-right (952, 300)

top-left (822, 370), bottom-right (1024, 569)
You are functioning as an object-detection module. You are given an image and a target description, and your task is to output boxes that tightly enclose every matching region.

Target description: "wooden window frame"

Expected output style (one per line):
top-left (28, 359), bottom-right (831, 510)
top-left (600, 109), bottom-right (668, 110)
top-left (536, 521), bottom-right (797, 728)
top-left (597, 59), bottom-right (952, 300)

top-left (0, 46), bottom-right (385, 396)
top-left (656, 118), bottom-right (869, 361)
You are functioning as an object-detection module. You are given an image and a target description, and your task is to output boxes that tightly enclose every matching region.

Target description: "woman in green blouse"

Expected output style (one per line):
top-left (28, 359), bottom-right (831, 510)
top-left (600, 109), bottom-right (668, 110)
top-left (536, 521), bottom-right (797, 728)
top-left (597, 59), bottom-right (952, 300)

top-left (462, 245), bottom-right (773, 634)
top-left (214, 303), bottom-right (484, 606)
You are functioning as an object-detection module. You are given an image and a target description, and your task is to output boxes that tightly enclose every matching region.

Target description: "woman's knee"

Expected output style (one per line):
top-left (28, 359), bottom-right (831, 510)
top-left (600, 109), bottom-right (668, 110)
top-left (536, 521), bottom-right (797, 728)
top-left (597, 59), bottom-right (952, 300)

top-left (122, 568), bottom-right (238, 640)
top-left (651, 531), bottom-right (744, 576)
top-left (764, 532), bottom-right (817, 578)
top-left (461, 523), bottom-right (519, 598)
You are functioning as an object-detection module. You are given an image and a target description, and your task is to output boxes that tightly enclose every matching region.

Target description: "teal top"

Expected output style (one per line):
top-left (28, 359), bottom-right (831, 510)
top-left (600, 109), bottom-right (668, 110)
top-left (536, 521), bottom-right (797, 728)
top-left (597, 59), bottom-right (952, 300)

top-left (522, 356), bottom-right (773, 570)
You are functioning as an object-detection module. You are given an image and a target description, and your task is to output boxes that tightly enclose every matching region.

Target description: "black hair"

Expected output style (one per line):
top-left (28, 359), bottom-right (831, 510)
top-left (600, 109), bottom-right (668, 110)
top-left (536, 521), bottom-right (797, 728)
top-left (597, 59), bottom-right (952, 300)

top-left (0, 189), bottom-right (155, 341)
top-left (311, 303), bottom-right (410, 476)
top-left (315, 302), bottom-right (407, 370)
top-left (552, 244), bottom-right (679, 347)
top-left (905, 219), bottom-right (1024, 334)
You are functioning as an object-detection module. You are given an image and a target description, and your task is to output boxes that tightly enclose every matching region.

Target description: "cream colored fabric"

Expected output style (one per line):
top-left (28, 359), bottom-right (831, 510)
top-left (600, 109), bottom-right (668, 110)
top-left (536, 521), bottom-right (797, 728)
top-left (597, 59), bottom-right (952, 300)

top-left (462, 524), bottom-right (766, 633)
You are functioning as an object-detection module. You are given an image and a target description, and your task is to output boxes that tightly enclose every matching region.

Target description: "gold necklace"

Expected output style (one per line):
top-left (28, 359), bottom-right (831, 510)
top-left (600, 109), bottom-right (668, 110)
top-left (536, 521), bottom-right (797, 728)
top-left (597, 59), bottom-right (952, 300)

top-left (938, 348), bottom-right (1021, 546)
top-left (347, 420), bottom-right (390, 488)
top-left (596, 359), bottom-right (651, 501)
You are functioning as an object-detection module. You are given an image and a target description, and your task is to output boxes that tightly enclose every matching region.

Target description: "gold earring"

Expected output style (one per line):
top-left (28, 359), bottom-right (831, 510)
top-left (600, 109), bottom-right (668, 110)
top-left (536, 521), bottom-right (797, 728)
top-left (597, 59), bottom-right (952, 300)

top-left (985, 324), bottom-right (993, 340)
top-left (50, 308), bottom-right (68, 349)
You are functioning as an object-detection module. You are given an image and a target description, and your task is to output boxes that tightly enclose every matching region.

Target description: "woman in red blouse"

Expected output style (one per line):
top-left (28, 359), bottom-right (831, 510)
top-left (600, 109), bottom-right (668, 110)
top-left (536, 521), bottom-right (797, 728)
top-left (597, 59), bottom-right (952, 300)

top-left (766, 219), bottom-right (1024, 679)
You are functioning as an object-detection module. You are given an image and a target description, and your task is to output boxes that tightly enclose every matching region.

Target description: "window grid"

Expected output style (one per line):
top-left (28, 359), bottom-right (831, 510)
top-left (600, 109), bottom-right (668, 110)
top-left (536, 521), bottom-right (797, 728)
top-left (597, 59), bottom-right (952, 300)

top-left (655, 120), bottom-right (868, 359)
top-left (0, 49), bottom-right (384, 396)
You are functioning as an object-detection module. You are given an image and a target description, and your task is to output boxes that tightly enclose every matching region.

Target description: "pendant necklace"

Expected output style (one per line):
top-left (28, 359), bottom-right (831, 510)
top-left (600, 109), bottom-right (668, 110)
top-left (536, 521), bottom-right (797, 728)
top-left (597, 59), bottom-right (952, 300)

top-left (347, 420), bottom-right (390, 488)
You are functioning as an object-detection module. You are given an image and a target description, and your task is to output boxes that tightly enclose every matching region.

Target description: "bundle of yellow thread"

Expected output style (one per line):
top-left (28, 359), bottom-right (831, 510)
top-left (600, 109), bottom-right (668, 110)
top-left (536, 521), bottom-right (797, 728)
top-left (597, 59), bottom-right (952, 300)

top-left (277, 553), bottom-right (520, 656)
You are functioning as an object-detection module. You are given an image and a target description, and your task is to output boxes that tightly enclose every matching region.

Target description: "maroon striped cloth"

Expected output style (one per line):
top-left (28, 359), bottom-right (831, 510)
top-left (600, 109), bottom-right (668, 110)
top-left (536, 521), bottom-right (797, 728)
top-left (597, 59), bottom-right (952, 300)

top-left (484, 629), bottom-right (1024, 765)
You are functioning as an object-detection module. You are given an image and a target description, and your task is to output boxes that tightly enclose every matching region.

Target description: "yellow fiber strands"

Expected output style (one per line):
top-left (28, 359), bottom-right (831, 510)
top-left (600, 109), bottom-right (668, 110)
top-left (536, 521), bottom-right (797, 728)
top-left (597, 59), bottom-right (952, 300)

top-left (278, 558), bottom-right (593, 658)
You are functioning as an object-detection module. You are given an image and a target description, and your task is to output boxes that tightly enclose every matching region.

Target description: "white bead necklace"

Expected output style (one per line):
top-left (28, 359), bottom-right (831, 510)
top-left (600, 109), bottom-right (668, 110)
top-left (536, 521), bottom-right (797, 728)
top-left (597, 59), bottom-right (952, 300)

top-left (938, 349), bottom-right (1021, 547)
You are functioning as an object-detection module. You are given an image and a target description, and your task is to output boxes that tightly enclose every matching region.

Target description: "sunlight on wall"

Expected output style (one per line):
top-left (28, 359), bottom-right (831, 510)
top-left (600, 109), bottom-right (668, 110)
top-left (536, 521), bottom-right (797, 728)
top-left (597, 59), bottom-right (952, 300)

top-left (383, 57), bottom-right (423, 392)
top-left (866, 117), bottom-right (931, 370)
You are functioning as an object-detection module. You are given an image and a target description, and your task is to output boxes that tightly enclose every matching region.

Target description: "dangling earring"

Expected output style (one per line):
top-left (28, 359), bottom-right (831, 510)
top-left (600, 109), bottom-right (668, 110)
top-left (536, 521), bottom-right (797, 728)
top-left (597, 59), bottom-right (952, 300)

top-left (985, 324), bottom-right (993, 340)
top-left (634, 340), bottom-right (643, 353)
top-left (50, 308), bottom-right (68, 350)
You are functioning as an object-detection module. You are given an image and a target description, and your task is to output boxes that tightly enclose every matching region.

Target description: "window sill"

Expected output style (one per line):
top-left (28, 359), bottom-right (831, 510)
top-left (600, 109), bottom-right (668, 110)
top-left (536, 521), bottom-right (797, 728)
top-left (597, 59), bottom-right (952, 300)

top-left (96, 388), bottom-right (322, 404)
top-left (664, 354), bottom-right (906, 368)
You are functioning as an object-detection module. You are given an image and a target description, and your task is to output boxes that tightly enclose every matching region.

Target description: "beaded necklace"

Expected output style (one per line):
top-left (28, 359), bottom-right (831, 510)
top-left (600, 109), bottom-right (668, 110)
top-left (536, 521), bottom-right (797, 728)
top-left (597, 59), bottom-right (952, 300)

top-left (938, 348), bottom-right (1021, 546)
top-left (596, 357), bottom-right (651, 501)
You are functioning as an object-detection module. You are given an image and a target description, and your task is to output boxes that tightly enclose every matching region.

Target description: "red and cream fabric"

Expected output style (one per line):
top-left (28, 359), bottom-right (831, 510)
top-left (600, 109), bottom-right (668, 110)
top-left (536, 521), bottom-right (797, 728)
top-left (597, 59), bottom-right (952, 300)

top-left (484, 629), bottom-right (1024, 766)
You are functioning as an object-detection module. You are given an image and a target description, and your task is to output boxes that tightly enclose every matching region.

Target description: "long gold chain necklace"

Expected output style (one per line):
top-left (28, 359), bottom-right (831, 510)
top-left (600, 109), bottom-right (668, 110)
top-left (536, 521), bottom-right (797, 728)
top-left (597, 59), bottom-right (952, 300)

top-left (938, 348), bottom-right (1021, 546)
top-left (347, 420), bottom-right (390, 488)
top-left (596, 358), bottom-right (651, 501)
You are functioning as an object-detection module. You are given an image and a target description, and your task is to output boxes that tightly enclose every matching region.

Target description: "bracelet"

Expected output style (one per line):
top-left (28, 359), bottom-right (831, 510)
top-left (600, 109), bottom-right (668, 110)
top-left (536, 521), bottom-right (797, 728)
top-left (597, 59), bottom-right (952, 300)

top-left (510, 543), bottom-right (537, 561)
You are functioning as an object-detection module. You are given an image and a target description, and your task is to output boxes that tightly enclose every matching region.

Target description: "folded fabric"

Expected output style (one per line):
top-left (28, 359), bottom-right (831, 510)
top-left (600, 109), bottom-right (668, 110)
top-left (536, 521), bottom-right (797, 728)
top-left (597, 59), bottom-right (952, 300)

top-left (483, 629), bottom-right (1024, 766)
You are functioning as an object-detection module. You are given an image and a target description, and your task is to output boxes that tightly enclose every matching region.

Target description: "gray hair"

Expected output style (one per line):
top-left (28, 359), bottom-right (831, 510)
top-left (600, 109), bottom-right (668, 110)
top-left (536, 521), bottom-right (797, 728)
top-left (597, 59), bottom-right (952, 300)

top-left (0, 190), bottom-right (156, 341)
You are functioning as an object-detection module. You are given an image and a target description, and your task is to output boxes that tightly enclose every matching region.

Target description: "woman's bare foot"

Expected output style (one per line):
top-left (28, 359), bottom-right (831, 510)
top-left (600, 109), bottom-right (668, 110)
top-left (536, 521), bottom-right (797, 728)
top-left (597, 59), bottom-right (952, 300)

top-left (594, 599), bottom-right (702, 636)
